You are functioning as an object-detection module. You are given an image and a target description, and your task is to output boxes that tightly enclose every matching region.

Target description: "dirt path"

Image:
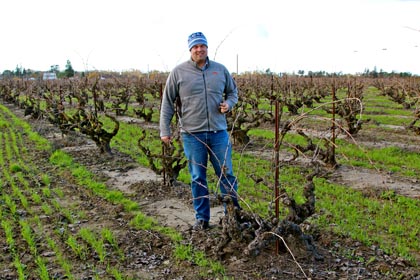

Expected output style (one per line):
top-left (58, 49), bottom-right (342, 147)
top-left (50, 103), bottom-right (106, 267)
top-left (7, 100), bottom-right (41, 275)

top-left (333, 165), bottom-right (420, 198)
top-left (102, 163), bottom-right (225, 232)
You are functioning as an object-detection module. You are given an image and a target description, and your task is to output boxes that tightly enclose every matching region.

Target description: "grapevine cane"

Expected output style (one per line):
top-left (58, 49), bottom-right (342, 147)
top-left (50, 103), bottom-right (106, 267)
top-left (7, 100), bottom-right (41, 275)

top-left (331, 79), bottom-right (336, 163)
top-left (162, 142), bottom-right (166, 186)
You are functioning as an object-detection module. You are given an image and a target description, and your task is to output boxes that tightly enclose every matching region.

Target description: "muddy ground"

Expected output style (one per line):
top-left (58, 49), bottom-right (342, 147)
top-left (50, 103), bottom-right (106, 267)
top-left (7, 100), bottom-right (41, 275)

top-left (3, 102), bottom-right (420, 280)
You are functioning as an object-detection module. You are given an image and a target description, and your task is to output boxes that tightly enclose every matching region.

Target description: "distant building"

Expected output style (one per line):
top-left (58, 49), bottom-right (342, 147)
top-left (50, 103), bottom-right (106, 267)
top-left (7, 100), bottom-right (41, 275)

top-left (43, 72), bottom-right (57, 80)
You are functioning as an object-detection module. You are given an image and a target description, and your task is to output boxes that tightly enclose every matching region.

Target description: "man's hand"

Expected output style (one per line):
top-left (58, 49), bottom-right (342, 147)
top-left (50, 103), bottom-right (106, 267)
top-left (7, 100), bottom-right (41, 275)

top-left (219, 102), bottom-right (230, 113)
top-left (161, 136), bottom-right (171, 144)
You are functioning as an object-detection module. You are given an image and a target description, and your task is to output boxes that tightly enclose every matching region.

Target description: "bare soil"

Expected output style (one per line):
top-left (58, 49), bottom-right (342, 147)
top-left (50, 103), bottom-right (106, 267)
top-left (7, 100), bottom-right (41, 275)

top-left (2, 103), bottom-right (420, 280)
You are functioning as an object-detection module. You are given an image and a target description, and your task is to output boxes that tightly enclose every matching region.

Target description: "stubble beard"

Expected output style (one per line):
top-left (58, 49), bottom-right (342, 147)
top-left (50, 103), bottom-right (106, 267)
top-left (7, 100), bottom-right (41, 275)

top-left (192, 51), bottom-right (207, 65)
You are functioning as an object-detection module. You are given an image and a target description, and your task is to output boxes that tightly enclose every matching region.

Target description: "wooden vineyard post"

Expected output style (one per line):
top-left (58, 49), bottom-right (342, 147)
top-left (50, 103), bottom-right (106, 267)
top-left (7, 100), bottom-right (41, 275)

top-left (331, 80), bottom-right (336, 163)
top-left (273, 75), bottom-right (280, 254)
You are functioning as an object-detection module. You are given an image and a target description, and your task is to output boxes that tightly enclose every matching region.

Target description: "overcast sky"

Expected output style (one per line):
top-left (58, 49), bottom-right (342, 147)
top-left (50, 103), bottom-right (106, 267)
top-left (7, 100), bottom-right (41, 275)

top-left (1, 0), bottom-right (419, 74)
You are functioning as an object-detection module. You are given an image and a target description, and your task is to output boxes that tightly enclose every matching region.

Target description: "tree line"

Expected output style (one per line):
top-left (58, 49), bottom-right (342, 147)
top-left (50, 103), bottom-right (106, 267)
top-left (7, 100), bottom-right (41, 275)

top-left (1, 61), bottom-right (416, 80)
top-left (1, 60), bottom-right (75, 79)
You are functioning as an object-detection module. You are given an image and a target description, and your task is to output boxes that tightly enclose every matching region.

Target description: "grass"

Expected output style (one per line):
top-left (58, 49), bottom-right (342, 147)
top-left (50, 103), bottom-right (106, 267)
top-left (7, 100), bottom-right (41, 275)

top-left (0, 103), bottom-right (142, 279)
top-left (49, 150), bottom-right (139, 212)
top-left (79, 228), bottom-right (107, 263)
top-left (174, 244), bottom-right (226, 276)
top-left (336, 140), bottom-right (420, 177)
top-left (110, 120), bottom-right (162, 167)
top-left (248, 124), bottom-right (420, 181)
top-left (315, 178), bottom-right (420, 263)
top-left (101, 228), bottom-right (125, 260)
top-left (46, 237), bottom-right (75, 280)
top-left (129, 212), bottom-right (157, 230)
top-left (66, 236), bottom-right (87, 260)
top-left (20, 219), bottom-right (37, 255)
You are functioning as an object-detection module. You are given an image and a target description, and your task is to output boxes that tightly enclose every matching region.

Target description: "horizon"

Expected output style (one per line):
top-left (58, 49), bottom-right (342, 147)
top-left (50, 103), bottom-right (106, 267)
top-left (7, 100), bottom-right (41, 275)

top-left (2, 64), bottom-right (417, 76)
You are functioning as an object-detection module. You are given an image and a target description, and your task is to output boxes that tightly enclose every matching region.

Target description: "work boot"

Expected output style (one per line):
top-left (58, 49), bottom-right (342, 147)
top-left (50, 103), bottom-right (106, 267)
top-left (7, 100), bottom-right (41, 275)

top-left (192, 220), bottom-right (210, 231)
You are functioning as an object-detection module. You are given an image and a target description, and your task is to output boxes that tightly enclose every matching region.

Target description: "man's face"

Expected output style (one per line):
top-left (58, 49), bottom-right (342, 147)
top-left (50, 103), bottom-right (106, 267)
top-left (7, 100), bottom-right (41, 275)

top-left (190, 44), bottom-right (208, 63)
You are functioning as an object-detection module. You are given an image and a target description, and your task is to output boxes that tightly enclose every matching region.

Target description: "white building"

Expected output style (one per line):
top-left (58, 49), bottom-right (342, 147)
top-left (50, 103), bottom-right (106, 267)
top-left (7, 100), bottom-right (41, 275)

top-left (42, 72), bottom-right (57, 80)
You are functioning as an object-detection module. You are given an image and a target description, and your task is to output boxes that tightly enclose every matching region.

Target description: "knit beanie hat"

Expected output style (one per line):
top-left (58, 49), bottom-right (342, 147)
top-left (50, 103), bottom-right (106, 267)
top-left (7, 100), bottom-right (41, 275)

top-left (188, 32), bottom-right (208, 50)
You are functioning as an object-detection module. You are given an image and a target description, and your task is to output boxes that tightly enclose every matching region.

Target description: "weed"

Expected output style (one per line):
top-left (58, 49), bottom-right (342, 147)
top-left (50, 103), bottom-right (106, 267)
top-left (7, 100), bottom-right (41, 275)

top-left (174, 244), bottom-right (193, 261)
top-left (35, 256), bottom-right (49, 280)
top-left (41, 174), bottom-right (51, 186)
top-left (129, 212), bottom-right (157, 230)
top-left (79, 228), bottom-right (106, 263)
top-left (66, 236), bottom-right (87, 260)
top-left (9, 163), bottom-right (23, 173)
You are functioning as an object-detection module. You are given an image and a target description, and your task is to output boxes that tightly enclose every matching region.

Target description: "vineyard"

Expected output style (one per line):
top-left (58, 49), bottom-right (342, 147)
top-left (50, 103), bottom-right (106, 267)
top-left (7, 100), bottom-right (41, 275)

top-left (0, 73), bottom-right (419, 279)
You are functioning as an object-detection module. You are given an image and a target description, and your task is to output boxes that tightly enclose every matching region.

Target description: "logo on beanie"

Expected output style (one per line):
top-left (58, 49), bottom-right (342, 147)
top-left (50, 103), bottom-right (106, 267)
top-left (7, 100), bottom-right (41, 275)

top-left (188, 32), bottom-right (208, 50)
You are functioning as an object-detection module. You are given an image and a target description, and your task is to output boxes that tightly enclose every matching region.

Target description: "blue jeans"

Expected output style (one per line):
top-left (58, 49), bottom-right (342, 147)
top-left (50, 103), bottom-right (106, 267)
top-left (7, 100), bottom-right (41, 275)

top-left (182, 130), bottom-right (240, 222)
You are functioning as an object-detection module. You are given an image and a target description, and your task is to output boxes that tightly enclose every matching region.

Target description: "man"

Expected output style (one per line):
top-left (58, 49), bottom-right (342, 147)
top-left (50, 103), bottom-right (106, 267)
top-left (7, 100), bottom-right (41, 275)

top-left (159, 32), bottom-right (240, 230)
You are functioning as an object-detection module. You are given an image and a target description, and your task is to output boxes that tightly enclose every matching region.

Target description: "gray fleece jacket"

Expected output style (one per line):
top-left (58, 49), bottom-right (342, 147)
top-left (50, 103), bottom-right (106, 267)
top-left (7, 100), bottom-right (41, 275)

top-left (159, 58), bottom-right (238, 137)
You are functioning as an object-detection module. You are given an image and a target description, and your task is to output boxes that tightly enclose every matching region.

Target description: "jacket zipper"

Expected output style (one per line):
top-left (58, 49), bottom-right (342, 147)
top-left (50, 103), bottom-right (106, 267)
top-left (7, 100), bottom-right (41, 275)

top-left (202, 70), bottom-right (210, 131)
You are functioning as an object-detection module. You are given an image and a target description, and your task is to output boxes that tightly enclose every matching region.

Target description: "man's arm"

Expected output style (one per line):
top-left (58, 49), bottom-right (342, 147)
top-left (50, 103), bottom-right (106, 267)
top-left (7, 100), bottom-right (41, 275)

top-left (159, 73), bottom-right (178, 139)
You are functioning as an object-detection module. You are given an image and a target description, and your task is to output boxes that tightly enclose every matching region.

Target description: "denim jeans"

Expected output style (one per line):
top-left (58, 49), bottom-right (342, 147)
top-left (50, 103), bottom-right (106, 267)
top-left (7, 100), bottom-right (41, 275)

top-left (182, 130), bottom-right (240, 222)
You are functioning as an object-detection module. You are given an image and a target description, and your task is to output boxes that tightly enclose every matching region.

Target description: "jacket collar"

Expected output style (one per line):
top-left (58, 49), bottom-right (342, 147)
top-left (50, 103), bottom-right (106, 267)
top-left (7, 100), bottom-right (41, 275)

top-left (189, 57), bottom-right (209, 70)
